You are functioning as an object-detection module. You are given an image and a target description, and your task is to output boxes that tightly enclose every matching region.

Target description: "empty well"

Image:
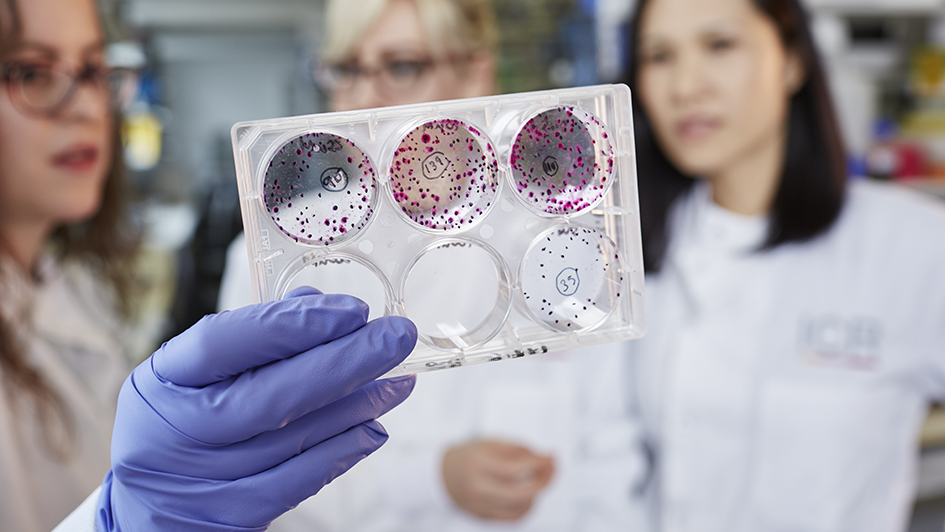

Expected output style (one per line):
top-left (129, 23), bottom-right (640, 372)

top-left (279, 253), bottom-right (392, 322)
top-left (400, 238), bottom-right (511, 350)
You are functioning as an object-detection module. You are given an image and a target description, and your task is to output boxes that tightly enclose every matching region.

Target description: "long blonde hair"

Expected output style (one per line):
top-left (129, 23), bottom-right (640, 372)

top-left (322, 0), bottom-right (497, 63)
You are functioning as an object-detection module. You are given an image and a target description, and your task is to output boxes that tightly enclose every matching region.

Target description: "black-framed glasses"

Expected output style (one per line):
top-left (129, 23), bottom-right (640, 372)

top-left (1, 62), bottom-right (138, 117)
top-left (315, 58), bottom-right (437, 97)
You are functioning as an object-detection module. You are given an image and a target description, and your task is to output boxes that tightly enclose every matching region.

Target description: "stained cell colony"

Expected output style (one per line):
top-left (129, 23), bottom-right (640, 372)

top-left (389, 119), bottom-right (499, 231)
top-left (521, 226), bottom-right (623, 332)
top-left (263, 132), bottom-right (377, 246)
top-left (510, 106), bottom-right (615, 215)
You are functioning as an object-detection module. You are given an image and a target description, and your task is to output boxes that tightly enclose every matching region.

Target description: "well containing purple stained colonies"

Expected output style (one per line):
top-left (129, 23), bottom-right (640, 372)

top-left (520, 225), bottom-right (623, 333)
top-left (509, 106), bottom-right (615, 216)
top-left (389, 119), bottom-right (499, 231)
top-left (263, 132), bottom-right (377, 246)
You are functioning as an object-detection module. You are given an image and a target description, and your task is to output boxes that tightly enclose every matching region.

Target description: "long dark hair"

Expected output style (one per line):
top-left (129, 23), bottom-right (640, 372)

top-left (624, 0), bottom-right (847, 272)
top-left (0, 0), bottom-right (138, 460)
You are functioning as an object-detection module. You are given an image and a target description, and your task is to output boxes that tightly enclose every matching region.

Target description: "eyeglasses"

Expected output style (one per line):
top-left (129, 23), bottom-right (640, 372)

top-left (315, 58), bottom-right (438, 98)
top-left (1, 62), bottom-right (138, 117)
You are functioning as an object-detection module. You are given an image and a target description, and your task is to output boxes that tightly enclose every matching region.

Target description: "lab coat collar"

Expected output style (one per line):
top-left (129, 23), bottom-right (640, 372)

top-left (666, 182), bottom-right (769, 313)
top-left (673, 182), bottom-right (768, 254)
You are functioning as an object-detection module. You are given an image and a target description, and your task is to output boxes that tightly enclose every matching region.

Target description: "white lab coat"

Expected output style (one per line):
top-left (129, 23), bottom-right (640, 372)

top-left (268, 347), bottom-right (647, 532)
top-left (219, 234), bottom-right (647, 531)
top-left (0, 257), bottom-right (128, 532)
top-left (220, 178), bottom-right (945, 531)
top-left (218, 231), bottom-right (254, 312)
top-left (631, 179), bottom-right (945, 532)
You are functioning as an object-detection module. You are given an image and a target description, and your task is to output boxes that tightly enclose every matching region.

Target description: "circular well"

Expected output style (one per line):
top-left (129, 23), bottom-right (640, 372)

top-left (263, 131), bottom-right (378, 247)
top-left (509, 106), bottom-right (615, 216)
top-left (519, 225), bottom-right (624, 333)
top-left (400, 238), bottom-right (511, 350)
top-left (388, 118), bottom-right (499, 232)
top-left (278, 253), bottom-right (392, 322)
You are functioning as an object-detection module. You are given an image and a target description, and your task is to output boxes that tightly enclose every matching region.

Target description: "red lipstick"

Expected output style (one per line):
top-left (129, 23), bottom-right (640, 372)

top-left (52, 143), bottom-right (100, 173)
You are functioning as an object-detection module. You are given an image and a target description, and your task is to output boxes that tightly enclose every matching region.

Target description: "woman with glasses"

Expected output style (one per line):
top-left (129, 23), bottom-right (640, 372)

top-left (316, 0), bottom-right (496, 111)
top-left (218, 2), bottom-right (643, 532)
top-left (0, 0), bottom-right (420, 530)
top-left (218, 0), bottom-right (497, 310)
top-left (0, 0), bottom-right (139, 526)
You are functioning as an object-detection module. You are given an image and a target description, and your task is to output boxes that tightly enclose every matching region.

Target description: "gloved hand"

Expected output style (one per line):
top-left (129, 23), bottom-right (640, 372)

top-left (96, 287), bottom-right (417, 531)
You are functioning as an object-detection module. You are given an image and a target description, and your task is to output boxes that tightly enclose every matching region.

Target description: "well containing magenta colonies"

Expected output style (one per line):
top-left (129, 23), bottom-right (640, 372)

top-left (263, 132), bottom-right (378, 246)
top-left (509, 106), bottom-right (615, 216)
top-left (388, 118), bottom-right (499, 231)
top-left (520, 225), bottom-right (624, 333)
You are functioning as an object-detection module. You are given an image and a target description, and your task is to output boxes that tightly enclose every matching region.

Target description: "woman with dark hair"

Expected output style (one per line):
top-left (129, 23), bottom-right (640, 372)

top-left (0, 0), bottom-right (418, 530)
top-left (623, 0), bottom-right (945, 529)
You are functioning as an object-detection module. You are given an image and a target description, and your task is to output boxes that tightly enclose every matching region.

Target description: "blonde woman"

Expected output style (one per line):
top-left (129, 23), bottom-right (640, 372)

top-left (219, 0), bottom-right (498, 310)
top-left (318, 0), bottom-right (496, 110)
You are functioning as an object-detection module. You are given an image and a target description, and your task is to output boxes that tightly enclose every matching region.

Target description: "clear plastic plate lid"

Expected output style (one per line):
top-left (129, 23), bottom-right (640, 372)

top-left (231, 84), bottom-right (646, 376)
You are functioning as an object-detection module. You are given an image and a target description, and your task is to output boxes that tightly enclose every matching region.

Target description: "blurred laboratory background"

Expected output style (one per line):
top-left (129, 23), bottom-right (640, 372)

top-left (108, 0), bottom-right (945, 529)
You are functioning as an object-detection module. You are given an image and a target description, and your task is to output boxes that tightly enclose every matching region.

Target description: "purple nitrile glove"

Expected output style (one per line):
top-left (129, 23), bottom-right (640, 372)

top-left (96, 287), bottom-right (417, 531)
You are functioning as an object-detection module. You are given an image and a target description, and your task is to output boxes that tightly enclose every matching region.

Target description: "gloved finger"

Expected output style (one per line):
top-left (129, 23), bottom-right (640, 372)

top-left (232, 419), bottom-right (392, 527)
top-left (126, 375), bottom-right (415, 480)
top-left (154, 293), bottom-right (370, 387)
top-left (284, 285), bottom-right (322, 298)
top-left (108, 421), bottom-right (390, 531)
top-left (142, 316), bottom-right (418, 443)
top-left (140, 420), bottom-right (393, 529)
top-left (210, 375), bottom-right (415, 479)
